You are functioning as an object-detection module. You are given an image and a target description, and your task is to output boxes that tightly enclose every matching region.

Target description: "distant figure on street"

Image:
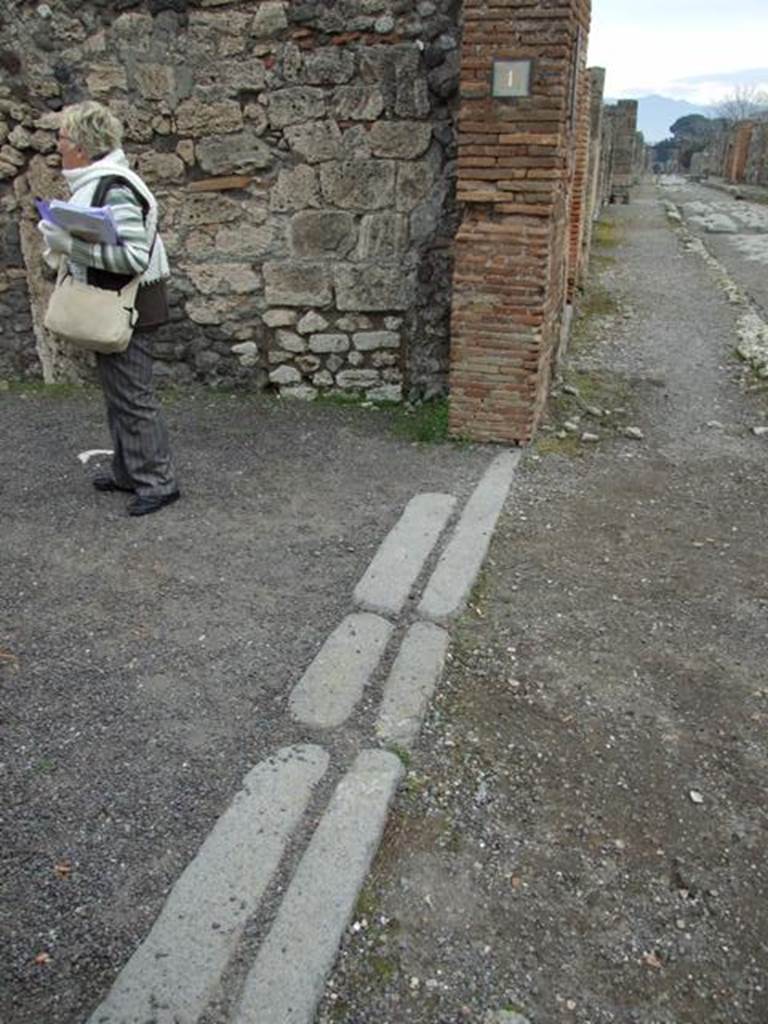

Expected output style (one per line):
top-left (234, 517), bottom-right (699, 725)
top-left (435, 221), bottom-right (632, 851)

top-left (38, 100), bottom-right (180, 517)
top-left (652, 162), bottom-right (662, 185)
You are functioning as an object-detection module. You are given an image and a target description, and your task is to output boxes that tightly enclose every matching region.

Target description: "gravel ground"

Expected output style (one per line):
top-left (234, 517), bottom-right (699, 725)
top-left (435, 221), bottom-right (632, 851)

top-left (0, 389), bottom-right (493, 1024)
top-left (316, 186), bottom-right (768, 1024)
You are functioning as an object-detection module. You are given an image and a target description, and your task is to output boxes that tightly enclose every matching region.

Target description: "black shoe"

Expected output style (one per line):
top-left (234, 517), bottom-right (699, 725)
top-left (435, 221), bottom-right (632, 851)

top-left (93, 473), bottom-right (133, 493)
top-left (127, 490), bottom-right (181, 517)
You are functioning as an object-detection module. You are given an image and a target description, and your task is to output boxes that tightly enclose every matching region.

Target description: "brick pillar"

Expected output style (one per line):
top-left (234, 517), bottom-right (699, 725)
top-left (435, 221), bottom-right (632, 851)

top-left (581, 67), bottom-right (606, 272)
top-left (566, 61), bottom-right (591, 302)
top-left (448, 0), bottom-right (592, 445)
top-left (728, 122), bottom-right (754, 183)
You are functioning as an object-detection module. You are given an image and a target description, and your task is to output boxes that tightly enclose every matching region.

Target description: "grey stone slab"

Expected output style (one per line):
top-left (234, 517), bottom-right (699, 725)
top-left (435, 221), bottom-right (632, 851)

top-left (418, 451), bottom-right (521, 624)
top-left (376, 620), bottom-right (450, 748)
top-left (86, 745), bottom-right (329, 1024)
top-left (289, 612), bottom-right (394, 728)
top-left (353, 492), bottom-right (456, 616)
top-left (232, 749), bottom-right (404, 1024)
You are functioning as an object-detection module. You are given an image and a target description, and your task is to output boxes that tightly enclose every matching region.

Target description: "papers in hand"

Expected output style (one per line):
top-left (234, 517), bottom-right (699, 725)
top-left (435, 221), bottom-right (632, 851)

top-left (36, 198), bottom-right (119, 245)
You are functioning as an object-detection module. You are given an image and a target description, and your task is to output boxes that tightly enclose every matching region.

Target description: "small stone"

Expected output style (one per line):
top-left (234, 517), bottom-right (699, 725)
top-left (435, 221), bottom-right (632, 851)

top-left (689, 790), bottom-right (704, 804)
top-left (624, 426), bottom-right (644, 440)
top-left (751, 426), bottom-right (768, 437)
top-left (580, 432), bottom-right (599, 443)
top-left (281, 385), bottom-right (317, 401)
top-left (297, 311), bottom-right (329, 335)
top-left (269, 364), bottom-right (301, 385)
top-left (705, 420), bottom-right (723, 429)
top-left (563, 420), bottom-right (579, 434)
top-left (562, 383), bottom-right (579, 396)
top-left (585, 404), bottom-right (602, 418)
top-left (375, 14), bottom-right (395, 32)
top-left (262, 308), bottom-right (297, 328)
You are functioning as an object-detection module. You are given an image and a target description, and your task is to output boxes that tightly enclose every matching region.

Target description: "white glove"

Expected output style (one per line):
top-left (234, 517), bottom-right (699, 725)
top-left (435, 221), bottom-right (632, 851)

top-left (38, 220), bottom-right (73, 256)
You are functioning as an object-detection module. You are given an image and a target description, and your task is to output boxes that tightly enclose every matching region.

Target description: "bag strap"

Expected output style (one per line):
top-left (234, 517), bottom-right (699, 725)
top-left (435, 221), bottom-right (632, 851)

top-left (92, 174), bottom-right (150, 218)
top-left (88, 174), bottom-right (158, 289)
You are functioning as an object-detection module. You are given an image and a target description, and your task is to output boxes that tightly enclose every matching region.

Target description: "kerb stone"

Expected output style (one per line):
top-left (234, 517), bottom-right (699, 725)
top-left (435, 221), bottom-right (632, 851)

top-left (232, 750), bottom-right (403, 1024)
top-left (289, 613), bottom-right (393, 728)
top-left (418, 451), bottom-right (521, 623)
top-left (354, 493), bottom-right (456, 616)
top-left (86, 745), bottom-right (329, 1024)
top-left (376, 621), bottom-right (450, 748)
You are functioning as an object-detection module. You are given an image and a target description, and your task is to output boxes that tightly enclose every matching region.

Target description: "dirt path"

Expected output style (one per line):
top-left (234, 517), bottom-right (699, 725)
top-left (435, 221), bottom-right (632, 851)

top-left (316, 186), bottom-right (768, 1024)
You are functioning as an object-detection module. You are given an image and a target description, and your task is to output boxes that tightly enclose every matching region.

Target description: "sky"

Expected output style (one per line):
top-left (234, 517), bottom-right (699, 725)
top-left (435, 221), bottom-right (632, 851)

top-left (587, 0), bottom-right (768, 105)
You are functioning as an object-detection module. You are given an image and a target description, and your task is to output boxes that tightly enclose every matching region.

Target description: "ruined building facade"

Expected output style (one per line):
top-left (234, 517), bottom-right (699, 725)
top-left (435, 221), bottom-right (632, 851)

top-left (2, 0), bottom-right (609, 443)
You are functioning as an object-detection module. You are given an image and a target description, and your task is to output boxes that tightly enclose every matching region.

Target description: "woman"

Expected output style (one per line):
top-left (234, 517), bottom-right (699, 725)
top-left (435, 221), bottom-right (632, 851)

top-left (39, 101), bottom-right (180, 517)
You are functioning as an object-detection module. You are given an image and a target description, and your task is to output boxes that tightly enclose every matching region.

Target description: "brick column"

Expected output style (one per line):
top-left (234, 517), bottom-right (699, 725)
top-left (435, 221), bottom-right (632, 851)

top-left (566, 62), bottom-right (592, 302)
top-left (581, 67), bottom-right (606, 272)
top-left (448, 0), bottom-right (592, 445)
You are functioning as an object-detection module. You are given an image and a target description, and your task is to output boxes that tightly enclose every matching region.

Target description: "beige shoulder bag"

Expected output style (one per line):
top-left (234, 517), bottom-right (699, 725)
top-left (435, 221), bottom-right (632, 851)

top-left (44, 258), bottom-right (141, 354)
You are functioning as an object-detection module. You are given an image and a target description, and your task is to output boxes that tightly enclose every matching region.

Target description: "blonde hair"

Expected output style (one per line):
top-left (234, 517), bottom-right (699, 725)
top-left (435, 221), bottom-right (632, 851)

top-left (61, 101), bottom-right (123, 159)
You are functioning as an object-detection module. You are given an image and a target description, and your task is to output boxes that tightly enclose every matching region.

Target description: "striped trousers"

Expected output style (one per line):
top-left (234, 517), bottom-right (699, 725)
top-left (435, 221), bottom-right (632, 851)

top-left (95, 330), bottom-right (178, 498)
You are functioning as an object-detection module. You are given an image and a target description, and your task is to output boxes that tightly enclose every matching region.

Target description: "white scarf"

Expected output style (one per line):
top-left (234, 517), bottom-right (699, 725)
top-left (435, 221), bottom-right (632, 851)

top-left (62, 148), bottom-right (170, 284)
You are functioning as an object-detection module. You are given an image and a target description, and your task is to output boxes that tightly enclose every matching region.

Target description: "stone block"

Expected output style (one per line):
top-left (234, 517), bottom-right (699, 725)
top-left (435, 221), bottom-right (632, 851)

top-left (215, 223), bottom-right (274, 259)
top-left (336, 315), bottom-right (372, 332)
top-left (313, 369), bottom-right (334, 388)
top-left (308, 333), bottom-right (349, 354)
top-left (396, 157), bottom-right (436, 211)
top-left (184, 262), bottom-right (260, 296)
top-left (335, 265), bottom-right (415, 312)
top-left (352, 331), bottom-right (400, 351)
top-left (263, 261), bottom-right (332, 307)
top-left (197, 130), bottom-right (272, 175)
top-left (297, 311), bottom-right (329, 334)
top-left (270, 165), bottom-right (320, 212)
top-left (330, 85), bottom-right (385, 121)
top-left (178, 194), bottom-right (243, 228)
top-left (86, 64), bottom-right (127, 97)
top-left (290, 210), bottom-right (357, 258)
top-left (367, 383), bottom-right (402, 402)
top-left (355, 213), bottom-right (408, 259)
top-left (337, 369), bottom-right (381, 390)
top-left (268, 88), bottom-right (325, 129)
top-left (262, 308), bottom-right (297, 327)
top-left (368, 121), bottom-right (433, 159)
top-left (176, 99), bottom-right (243, 137)
top-left (303, 48), bottom-right (355, 85)
top-left (275, 329), bottom-right (306, 353)
top-left (133, 63), bottom-right (175, 102)
top-left (198, 59), bottom-right (266, 96)
top-left (319, 160), bottom-right (395, 210)
top-left (136, 152), bottom-right (186, 184)
top-left (269, 364), bottom-right (301, 385)
top-left (284, 121), bottom-right (342, 164)
top-left (252, 1), bottom-right (288, 37)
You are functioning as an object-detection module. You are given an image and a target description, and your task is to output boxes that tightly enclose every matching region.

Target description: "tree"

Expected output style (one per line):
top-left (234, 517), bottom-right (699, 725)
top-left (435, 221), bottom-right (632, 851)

top-left (717, 84), bottom-right (768, 124)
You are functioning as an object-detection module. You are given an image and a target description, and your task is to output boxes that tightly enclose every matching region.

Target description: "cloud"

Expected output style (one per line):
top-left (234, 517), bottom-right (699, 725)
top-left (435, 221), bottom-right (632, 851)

top-left (676, 67), bottom-right (768, 87)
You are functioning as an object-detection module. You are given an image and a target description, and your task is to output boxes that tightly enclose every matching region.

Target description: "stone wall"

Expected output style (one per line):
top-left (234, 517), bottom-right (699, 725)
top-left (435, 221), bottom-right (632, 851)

top-left (447, 0), bottom-right (591, 444)
top-left (689, 120), bottom-right (768, 188)
top-left (0, 0), bottom-right (463, 401)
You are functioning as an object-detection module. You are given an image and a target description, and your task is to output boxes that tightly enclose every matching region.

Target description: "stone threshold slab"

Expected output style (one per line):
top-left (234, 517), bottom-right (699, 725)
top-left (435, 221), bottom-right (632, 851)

top-left (353, 492), bottom-right (457, 616)
top-left (418, 450), bottom-right (521, 624)
top-left (376, 619), bottom-right (450, 748)
top-left (232, 749), bottom-right (403, 1024)
top-left (86, 745), bottom-right (329, 1024)
top-left (289, 612), bottom-right (394, 728)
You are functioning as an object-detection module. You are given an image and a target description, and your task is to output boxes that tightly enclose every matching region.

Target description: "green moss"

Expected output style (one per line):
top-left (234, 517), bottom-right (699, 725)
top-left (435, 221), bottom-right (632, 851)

top-left (392, 399), bottom-right (451, 444)
top-left (5, 379), bottom-right (93, 398)
top-left (534, 434), bottom-right (584, 458)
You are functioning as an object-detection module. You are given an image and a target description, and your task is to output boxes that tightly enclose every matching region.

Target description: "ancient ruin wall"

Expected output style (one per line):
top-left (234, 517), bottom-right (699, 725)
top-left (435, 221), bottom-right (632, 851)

top-left (0, 0), bottom-right (463, 400)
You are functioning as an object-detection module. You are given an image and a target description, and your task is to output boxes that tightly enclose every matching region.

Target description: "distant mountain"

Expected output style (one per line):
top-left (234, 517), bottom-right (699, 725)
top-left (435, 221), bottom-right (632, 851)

top-left (606, 94), bottom-right (716, 144)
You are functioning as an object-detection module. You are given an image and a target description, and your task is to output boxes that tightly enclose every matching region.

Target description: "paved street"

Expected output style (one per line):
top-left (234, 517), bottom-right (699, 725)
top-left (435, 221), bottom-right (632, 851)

top-left (316, 183), bottom-right (768, 1024)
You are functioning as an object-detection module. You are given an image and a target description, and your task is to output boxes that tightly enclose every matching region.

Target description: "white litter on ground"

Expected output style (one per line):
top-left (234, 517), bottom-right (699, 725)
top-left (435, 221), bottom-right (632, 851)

top-left (77, 449), bottom-right (113, 465)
